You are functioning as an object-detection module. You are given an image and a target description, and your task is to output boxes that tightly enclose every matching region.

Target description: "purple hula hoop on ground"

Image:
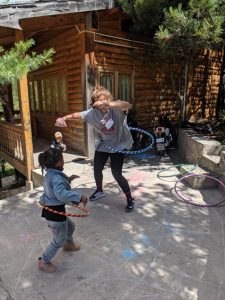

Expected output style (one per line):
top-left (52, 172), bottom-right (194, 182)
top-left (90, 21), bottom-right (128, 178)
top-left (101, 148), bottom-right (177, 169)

top-left (173, 173), bottom-right (225, 207)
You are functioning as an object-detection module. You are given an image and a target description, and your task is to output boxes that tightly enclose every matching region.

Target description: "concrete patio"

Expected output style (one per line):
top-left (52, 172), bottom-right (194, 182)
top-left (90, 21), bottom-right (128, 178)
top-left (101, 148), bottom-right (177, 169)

top-left (1, 151), bottom-right (225, 300)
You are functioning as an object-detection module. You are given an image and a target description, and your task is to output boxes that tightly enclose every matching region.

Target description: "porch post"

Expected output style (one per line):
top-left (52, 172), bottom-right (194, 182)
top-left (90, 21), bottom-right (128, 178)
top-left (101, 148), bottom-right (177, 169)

top-left (81, 25), bottom-right (96, 158)
top-left (15, 29), bottom-right (34, 182)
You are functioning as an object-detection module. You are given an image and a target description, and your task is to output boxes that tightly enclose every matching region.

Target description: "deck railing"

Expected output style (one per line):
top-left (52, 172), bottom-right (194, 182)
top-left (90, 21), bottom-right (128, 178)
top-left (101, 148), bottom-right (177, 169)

top-left (0, 121), bottom-right (27, 177)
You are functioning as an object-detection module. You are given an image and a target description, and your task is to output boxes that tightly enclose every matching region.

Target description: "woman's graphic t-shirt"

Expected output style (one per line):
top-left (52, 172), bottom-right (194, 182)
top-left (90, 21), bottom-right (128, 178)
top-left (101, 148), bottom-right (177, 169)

top-left (81, 107), bottom-right (133, 152)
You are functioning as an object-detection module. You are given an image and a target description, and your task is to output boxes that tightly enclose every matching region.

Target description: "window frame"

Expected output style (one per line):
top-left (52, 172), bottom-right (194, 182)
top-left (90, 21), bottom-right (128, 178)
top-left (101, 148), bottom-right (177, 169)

top-left (97, 68), bottom-right (133, 104)
top-left (28, 73), bottom-right (67, 115)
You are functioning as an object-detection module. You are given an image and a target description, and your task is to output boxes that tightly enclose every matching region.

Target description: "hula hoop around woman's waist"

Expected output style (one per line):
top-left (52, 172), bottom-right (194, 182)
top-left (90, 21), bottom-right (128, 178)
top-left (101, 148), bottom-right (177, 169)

top-left (102, 127), bottom-right (155, 155)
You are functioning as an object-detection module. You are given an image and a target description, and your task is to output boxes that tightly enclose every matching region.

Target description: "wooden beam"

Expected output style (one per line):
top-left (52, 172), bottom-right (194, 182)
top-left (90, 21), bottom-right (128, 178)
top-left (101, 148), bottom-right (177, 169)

top-left (0, 27), bottom-right (15, 46)
top-left (98, 7), bottom-right (121, 17)
top-left (15, 29), bottom-right (34, 181)
top-left (0, 35), bottom-right (15, 46)
top-left (19, 12), bottom-right (85, 35)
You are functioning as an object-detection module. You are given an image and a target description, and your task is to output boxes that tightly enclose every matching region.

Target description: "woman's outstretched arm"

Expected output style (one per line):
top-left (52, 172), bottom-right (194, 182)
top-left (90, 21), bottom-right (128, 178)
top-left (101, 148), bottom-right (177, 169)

top-left (55, 112), bottom-right (83, 127)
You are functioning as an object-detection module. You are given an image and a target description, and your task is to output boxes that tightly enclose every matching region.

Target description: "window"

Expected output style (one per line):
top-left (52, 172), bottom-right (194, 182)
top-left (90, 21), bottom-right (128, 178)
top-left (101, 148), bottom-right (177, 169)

top-left (53, 79), bottom-right (59, 113)
top-left (41, 80), bottom-right (45, 111)
top-left (28, 76), bottom-right (67, 114)
top-left (45, 79), bottom-right (51, 112)
top-left (61, 78), bottom-right (67, 113)
top-left (33, 81), bottom-right (39, 110)
top-left (28, 81), bottom-right (35, 111)
top-left (98, 71), bottom-right (132, 103)
top-left (119, 74), bottom-right (131, 101)
top-left (11, 80), bottom-right (19, 111)
top-left (100, 73), bottom-right (114, 95)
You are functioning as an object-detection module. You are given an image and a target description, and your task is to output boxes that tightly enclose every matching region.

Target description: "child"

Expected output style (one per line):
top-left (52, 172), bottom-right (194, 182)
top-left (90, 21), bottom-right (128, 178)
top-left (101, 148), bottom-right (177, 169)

top-left (51, 131), bottom-right (66, 152)
top-left (38, 148), bottom-right (88, 273)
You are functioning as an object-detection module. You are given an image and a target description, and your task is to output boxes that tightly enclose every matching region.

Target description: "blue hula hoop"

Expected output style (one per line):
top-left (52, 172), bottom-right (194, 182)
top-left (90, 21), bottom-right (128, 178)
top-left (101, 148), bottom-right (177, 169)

top-left (102, 127), bottom-right (155, 155)
top-left (157, 163), bottom-right (198, 179)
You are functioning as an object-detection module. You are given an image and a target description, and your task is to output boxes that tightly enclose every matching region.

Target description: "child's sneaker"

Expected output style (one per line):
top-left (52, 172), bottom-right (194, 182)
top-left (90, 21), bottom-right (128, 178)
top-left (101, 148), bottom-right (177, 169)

top-left (38, 257), bottom-right (56, 273)
top-left (63, 242), bottom-right (80, 251)
top-left (126, 198), bottom-right (135, 212)
top-left (89, 190), bottom-right (105, 201)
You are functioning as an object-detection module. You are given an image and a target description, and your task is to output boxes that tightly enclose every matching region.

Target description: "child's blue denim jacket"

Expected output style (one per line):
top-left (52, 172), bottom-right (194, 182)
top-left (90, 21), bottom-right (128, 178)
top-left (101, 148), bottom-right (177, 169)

top-left (40, 168), bottom-right (81, 206)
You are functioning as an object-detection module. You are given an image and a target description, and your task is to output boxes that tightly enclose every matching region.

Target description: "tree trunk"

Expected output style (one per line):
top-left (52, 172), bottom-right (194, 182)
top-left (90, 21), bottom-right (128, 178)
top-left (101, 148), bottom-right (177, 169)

top-left (0, 84), bottom-right (14, 123)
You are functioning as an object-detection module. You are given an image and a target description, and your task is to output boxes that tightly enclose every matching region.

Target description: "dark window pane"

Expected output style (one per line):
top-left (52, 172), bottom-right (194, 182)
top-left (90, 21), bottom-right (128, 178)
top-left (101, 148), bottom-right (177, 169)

top-left (100, 74), bottom-right (113, 94)
top-left (46, 79), bottom-right (51, 112)
top-left (34, 80), bottom-right (39, 110)
top-left (54, 79), bottom-right (59, 113)
top-left (12, 80), bottom-right (19, 111)
top-left (41, 80), bottom-right (45, 111)
top-left (118, 74), bottom-right (131, 102)
top-left (61, 78), bottom-right (67, 113)
top-left (28, 81), bottom-right (34, 111)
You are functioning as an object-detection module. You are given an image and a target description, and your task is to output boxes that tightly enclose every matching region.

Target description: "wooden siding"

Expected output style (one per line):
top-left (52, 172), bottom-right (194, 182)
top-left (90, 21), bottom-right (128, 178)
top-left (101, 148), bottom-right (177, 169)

top-left (187, 50), bottom-right (222, 120)
top-left (94, 32), bottom-right (180, 129)
top-left (134, 47), bottom-right (184, 129)
top-left (94, 32), bottom-right (134, 103)
top-left (29, 27), bottom-right (85, 153)
top-left (94, 30), bottom-right (223, 130)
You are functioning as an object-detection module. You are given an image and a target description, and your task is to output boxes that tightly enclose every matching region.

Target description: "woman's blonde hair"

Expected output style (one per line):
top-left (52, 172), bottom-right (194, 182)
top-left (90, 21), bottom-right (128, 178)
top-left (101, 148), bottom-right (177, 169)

top-left (90, 86), bottom-right (113, 106)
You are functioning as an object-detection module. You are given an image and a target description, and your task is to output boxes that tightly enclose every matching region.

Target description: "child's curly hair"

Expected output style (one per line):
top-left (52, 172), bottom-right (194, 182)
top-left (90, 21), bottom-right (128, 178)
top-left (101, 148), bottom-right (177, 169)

top-left (38, 148), bottom-right (63, 174)
top-left (90, 86), bottom-right (113, 107)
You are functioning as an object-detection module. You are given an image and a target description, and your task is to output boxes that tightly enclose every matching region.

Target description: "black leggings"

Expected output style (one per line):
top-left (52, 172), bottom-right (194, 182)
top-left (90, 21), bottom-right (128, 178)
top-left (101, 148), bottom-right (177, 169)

top-left (94, 151), bottom-right (130, 194)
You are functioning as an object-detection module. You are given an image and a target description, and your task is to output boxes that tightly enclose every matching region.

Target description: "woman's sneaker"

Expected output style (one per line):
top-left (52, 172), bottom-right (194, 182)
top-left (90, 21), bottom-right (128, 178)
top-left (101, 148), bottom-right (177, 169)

top-left (126, 198), bottom-right (135, 212)
top-left (38, 257), bottom-right (56, 273)
top-left (89, 190), bottom-right (105, 201)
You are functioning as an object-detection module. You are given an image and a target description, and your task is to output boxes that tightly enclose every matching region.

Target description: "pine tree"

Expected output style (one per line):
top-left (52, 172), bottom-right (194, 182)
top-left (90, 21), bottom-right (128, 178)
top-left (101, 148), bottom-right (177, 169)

top-left (118, 0), bottom-right (225, 121)
top-left (155, 0), bottom-right (224, 57)
top-left (154, 0), bottom-right (225, 120)
top-left (0, 39), bottom-right (55, 122)
top-left (117, 0), bottom-right (188, 36)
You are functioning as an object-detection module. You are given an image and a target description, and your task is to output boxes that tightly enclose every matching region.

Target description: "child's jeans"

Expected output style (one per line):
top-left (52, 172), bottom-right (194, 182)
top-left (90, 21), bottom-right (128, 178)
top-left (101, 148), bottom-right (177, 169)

top-left (42, 218), bottom-right (75, 263)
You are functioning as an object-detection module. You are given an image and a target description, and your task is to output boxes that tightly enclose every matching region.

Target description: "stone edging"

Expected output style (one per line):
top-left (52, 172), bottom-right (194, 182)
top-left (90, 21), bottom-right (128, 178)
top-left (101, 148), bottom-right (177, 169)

top-left (178, 128), bottom-right (225, 183)
top-left (0, 186), bottom-right (28, 200)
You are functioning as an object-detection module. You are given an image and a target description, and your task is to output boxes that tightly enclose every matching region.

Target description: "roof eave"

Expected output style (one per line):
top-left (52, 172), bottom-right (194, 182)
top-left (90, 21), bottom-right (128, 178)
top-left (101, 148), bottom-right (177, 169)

top-left (0, 0), bottom-right (115, 29)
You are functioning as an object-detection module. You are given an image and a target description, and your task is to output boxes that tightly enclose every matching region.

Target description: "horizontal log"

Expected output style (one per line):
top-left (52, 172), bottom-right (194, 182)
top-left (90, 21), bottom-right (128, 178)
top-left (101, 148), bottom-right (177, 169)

top-left (95, 44), bottom-right (133, 55)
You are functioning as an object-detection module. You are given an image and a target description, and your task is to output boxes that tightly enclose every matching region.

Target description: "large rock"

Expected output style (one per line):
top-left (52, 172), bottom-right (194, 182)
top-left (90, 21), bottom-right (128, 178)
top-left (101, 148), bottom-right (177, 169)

top-left (199, 154), bottom-right (221, 174)
top-left (178, 128), bottom-right (222, 164)
top-left (180, 165), bottom-right (218, 189)
top-left (220, 150), bottom-right (225, 169)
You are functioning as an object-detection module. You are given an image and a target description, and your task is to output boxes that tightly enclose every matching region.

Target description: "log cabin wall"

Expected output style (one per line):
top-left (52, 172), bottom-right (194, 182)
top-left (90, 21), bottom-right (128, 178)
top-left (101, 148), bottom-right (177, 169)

top-left (133, 49), bottom-right (180, 129)
top-left (95, 9), bottom-right (223, 127)
top-left (94, 35), bottom-right (134, 99)
top-left (94, 29), bottom-right (223, 130)
top-left (93, 30), bottom-right (180, 130)
top-left (187, 50), bottom-right (222, 120)
top-left (26, 9), bottom-right (223, 157)
top-left (134, 48), bottom-right (223, 127)
top-left (28, 26), bottom-right (85, 153)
